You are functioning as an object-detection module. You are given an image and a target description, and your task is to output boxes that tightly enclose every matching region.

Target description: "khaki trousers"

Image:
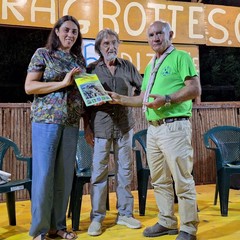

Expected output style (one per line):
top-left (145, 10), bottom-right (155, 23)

top-left (147, 120), bottom-right (199, 235)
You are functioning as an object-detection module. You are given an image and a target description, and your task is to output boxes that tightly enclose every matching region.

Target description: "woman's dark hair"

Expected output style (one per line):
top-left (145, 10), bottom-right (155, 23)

top-left (46, 15), bottom-right (83, 57)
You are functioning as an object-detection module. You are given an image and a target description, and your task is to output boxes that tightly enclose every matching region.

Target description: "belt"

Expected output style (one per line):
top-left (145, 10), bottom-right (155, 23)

top-left (148, 117), bottom-right (189, 127)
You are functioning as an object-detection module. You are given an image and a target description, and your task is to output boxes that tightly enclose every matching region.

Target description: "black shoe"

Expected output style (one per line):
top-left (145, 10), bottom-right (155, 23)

top-left (143, 222), bottom-right (178, 237)
top-left (176, 231), bottom-right (196, 240)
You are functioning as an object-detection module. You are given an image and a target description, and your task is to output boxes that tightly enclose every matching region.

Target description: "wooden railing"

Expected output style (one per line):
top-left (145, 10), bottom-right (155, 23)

top-left (1, 102), bottom-right (240, 201)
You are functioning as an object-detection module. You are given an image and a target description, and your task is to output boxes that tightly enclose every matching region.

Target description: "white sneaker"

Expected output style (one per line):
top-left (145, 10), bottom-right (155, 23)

top-left (88, 221), bottom-right (102, 236)
top-left (116, 215), bottom-right (141, 229)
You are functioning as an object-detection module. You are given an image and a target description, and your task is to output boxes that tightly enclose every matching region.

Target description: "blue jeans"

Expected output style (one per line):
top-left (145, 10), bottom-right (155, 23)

top-left (29, 122), bottom-right (78, 237)
top-left (90, 129), bottom-right (134, 222)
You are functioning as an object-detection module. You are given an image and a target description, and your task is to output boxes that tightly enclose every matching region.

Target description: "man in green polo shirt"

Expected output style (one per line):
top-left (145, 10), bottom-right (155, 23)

top-left (108, 20), bottom-right (201, 240)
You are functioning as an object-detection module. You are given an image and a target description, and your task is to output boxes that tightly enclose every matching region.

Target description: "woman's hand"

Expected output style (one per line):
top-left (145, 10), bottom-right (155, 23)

top-left (25, 67), bottom-right (82, 95)
top-left (62, 67), bottom-right (81, 87)
top-left (84, 125), bottom-right (94, 147)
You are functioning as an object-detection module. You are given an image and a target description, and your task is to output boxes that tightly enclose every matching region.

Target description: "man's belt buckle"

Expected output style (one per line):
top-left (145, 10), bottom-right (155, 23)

top-left (149, 119), bottom-right (164, 126)
top-left (149, 117), bottom-right (189, 126)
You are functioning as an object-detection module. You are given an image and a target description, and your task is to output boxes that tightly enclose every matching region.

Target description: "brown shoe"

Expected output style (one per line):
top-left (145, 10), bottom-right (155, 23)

top-left (176, 231), bottom-right (196, 240)
top-left (143, 223), bottom-right (178, 237)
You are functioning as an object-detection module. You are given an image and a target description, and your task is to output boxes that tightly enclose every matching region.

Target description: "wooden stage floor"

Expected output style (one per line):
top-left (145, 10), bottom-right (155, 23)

top-left (0, 184), bottom-right (240, 240)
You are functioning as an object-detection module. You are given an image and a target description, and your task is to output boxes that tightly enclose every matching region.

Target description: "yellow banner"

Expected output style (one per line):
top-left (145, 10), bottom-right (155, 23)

top-left (118, 43), bottom-right (199, 74)
top-left (205, 5), bottom-right (240, 47)
top-left (0, 0), bottom-right (58, 28)
top-left (0, 0), bottom-right (239, 47)
top-left (83, 39), bottom-right (199, 74)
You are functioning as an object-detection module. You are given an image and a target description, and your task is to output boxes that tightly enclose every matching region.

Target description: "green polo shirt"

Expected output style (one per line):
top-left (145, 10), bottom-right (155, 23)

top-left (141, 49), bottom-right (198, 121)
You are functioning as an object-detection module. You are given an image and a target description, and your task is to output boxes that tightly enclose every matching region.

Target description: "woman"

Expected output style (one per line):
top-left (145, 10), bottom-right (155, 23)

top-left (25, 15), bottom-right (86, 240)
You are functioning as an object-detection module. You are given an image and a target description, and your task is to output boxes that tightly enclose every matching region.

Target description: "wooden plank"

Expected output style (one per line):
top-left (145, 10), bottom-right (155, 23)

top-left (1, 103), bottom-right (240, 201)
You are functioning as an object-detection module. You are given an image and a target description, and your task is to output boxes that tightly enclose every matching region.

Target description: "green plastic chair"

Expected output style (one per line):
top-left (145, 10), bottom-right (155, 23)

top-left (68, 130), bottom-right (114, 230)
top-left (0, 136), bottom-right (32, 225)
top-left (203, 125), bottom-right (240, 216)
top-left (132, 129), bottom-right (178, 216)
top-left (132, 129), bottom-right (150, 216)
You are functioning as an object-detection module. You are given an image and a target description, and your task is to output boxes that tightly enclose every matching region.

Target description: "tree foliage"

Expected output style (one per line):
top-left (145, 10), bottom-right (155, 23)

top-left (200, 46), bottom-right (240, 101)
top-left (0, 27), bottom-right (50, 102)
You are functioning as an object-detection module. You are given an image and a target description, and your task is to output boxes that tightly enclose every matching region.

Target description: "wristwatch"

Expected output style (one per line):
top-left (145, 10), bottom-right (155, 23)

top-left (164, 95), bottom-right (171, 107)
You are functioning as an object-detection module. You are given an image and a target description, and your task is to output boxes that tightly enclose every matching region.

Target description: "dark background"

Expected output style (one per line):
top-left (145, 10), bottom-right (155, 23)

top-left (0, 0), bottom-right (239, 103)
top-left (0, 27), bottom-right (50, 103)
